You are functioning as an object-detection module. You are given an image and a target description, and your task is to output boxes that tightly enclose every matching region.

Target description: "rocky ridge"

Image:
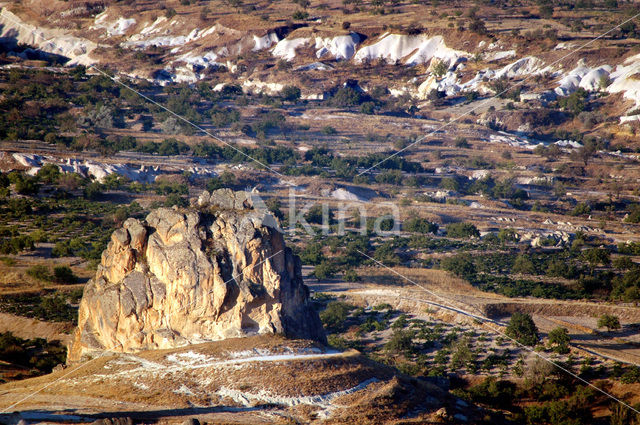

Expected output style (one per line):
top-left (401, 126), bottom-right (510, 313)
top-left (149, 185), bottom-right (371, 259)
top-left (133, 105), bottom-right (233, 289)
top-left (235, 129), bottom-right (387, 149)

top-left (67, 189), bottom-right (325, 362)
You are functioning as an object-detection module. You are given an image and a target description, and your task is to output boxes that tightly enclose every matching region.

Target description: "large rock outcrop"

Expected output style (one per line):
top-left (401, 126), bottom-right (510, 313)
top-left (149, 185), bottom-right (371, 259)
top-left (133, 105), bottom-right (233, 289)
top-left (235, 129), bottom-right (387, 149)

top-left (68, 189), bottom-right (325, 362)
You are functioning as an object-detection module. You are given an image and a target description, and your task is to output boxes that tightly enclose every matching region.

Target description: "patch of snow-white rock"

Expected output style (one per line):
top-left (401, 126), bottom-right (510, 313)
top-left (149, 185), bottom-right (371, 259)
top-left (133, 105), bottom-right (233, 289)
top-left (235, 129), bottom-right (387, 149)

top-left (555, 140), bottom-right (582, 149)
top-left (92, 12), bottom-right (136, 37)
top-left (554, 60), bottom-right (611, 96)
top-left (253, 33), bottom-right (279, 51)
top-left (354, 34), bottom-right (466, 67)
top-left (242, 79), bottom-right (284, 95)
top-left (295, 62), bottom-right (333, 72)
top-left (272, 37), bottom-right (310, 61)
top-left (315, 33), bottom-right (360, 60)
top-left (494, 56), bottom-right (546, 79)
top-left (485, 50), bottom-right (516, 62)
top-left (8, 153), bottom-right (217, 184)
top-left (0, 9), bottom-right (97, 65)
top-left (123, 27), bottom-right (208, 49)
top-left (607, 53), bottom-right (640, 110)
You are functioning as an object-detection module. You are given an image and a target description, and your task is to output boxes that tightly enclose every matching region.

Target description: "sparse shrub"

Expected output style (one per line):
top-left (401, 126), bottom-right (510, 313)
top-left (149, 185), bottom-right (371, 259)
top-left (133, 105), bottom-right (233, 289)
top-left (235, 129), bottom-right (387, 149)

top-left (26, 265), bottom-right (52, 282)
top-left (441, 253), bottom-right (475, 278)
top-left (360, 101), bottom-right (375, 114)
top-left (320, 301), bottom-right (354, 332)
top-left (403, 218), bottom-right (438, 234)
top-left (446, 222), bottom-right (479, 238)
top-left (280, 85), bottom-right (301, 102)
top-left (538, 5), bottom-right (553, 18)
top-left (431, 60), bottom-right (448, 77)
top-left (321, 126), bottom-right (337, 135)
top-left (391, 314), bottom-right (408, 330)
top-left (454, 136), bottom-right (470, 148)
top-left (505, 312), bottom-right (539, 346)
top-left (548, 327), bottom-right (570, 354)
top-left (292, 10), bottom-right (309, 20)
top-left (385, 329), bottom-right (415, 354)
top-left (512, 254), bottom-right (536, 275)
top-left (469, 18), bottom-right (487, 34)
top-left (314, 261), bottom-right (336, 279)
top-left (597, 314), bottom-right (620, 332)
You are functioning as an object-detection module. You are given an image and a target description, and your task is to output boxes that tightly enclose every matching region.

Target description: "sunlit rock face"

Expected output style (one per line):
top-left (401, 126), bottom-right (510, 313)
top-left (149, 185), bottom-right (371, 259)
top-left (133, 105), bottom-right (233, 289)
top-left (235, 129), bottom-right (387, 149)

top-left (68, 189), bottom-right (325, 362)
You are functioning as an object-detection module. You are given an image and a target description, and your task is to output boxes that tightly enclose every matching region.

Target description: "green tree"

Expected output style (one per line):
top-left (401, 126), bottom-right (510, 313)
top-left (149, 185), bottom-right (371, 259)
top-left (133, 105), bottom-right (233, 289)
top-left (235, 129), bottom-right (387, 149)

top-left (512, 254), bottom-right (536, 275)
top-left (558, 87), bottom-right (588, 116)
top-left (53, 266), bottom-right (77, 284)
top-left (505, 312), bottom-right (539, 346)
top-left (26, 265), bottom-right (52, 282)
top-left (597, 314), bottom-right (620, 332)
top-left (441, 253), bottom-right (475, 279)
top-left (570, 202), bottom-right (591, 216)
top-left (582, 247), bottom-right (610, 267)
top-left (548, 327), bottom-right (570, 354)
top-left (343, 269), bottom-right (360, 282)
top-left (292, 10), bottom-right (309, 20)
top-left (446, 222), bottom-right (479, 238)
top-left (299, 243), bottom-right (325, 265)
top-left (305, 204), bottom-right (332, 225)
top-left (439, 176), bottom-right (460, 191)
top-left (14, 175), bottom-right (40, 195)
top-left (84, 182), bottom-right (103, 200)
top-left (612, 256), bottom-right (634, 270)
top-left (314, 261), bottom-right (336, 279)
top-left (265, 197), bottom-right (284, 220)
top-left (623, 204), bottom-right (640, 223)
top-left (36, 164), bottom-right (61, 184)
top-left (403, 218), bottom-right (438, 234)
top-left (280, 85), bottom-right (301, 102)
top-left (497, 228), bottom-right (518, 243)
top-left (373, 241), bottom-right (401, 266)
top-left (385, 329), bottom-right (415, 354)
top-left (538, 4), bottom-right (553, 18)
top-left (432, 60), bottom-right (448, 77)
top-left (320, 301), bottom-right (353, 332)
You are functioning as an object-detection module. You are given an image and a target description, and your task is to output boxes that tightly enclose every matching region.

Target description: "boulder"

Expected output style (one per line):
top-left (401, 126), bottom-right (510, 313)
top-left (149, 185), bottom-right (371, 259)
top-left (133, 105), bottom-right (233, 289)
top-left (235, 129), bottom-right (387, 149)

top-left (67, 190), bottom-right (325, 362)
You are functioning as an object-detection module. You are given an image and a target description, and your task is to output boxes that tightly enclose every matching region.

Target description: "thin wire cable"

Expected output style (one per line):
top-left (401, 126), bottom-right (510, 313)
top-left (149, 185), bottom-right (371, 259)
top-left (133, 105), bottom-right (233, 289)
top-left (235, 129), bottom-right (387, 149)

top-left (1, 3), bottom-right (639, 415)
top-left (357, 249), bottom-right (640, 415)
top-left (0, 9), bottom-right (291, 183)
top-left (88, 67), bottom-right (290, 181)
top-left (0, 354), bottom-right (107, 413)
top-left (356, 11), bottom-right (640, 177)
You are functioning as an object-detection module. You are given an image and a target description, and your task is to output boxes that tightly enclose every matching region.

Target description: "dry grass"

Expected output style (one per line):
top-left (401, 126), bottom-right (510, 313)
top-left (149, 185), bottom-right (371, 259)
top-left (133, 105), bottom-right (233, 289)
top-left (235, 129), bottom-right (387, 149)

top-left (358, 266), bottom-right (478, 295)
top-left (0, 335), bottom-right (451, 424)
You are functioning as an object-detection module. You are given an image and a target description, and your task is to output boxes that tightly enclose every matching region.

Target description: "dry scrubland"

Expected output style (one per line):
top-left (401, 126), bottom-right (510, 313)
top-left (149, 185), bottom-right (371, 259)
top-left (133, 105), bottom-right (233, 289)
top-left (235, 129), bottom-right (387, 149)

top-left (0, 0), bottom-right (640, 423)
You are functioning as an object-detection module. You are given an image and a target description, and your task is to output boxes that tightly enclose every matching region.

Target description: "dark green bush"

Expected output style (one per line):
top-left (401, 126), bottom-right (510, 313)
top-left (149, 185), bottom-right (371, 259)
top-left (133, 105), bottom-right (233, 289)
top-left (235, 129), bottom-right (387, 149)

top-left (446, 222), bottom-right (479, 238)
top-left (505, 312), bottom-right (539, 346)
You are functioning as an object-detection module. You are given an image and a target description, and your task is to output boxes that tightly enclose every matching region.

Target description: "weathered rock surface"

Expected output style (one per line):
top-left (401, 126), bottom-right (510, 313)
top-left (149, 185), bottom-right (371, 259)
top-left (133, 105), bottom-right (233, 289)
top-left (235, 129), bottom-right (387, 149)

top-left (68, 189), bottom-right (325, 362)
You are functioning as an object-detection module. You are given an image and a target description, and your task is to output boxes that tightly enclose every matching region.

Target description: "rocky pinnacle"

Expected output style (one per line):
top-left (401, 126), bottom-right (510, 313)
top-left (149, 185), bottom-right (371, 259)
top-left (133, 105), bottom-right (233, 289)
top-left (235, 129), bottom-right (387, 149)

top-left (67, 189), bottom-right (325, 362)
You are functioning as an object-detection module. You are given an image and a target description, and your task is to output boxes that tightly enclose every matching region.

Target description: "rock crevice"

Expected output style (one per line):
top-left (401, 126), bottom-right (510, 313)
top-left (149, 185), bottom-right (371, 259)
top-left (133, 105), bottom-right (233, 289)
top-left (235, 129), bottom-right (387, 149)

top-left (68, 190), bottom-right (325, 363)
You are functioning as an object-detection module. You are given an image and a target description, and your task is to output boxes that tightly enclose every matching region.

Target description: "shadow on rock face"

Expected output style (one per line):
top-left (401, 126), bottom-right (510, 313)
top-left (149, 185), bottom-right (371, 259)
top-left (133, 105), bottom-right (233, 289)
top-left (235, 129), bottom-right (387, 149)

top-left (68, 189), bottom-right (325, 363)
